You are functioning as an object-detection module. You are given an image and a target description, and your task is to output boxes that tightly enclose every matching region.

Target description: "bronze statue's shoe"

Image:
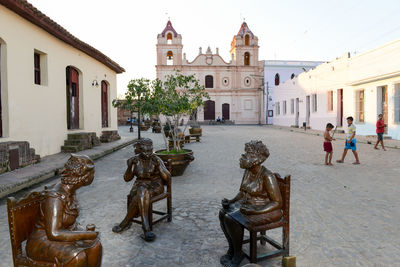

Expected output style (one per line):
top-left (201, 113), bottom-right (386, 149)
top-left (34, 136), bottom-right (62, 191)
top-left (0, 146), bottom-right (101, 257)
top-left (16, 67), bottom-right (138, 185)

top-left (220, 254), bottom-right (232, 265)
top-left (140, 231), bottom-right (156, 242)
top-left (227, 252), bottom-right (245, 267)
top-left (112, 222), bottom-right (132, 233)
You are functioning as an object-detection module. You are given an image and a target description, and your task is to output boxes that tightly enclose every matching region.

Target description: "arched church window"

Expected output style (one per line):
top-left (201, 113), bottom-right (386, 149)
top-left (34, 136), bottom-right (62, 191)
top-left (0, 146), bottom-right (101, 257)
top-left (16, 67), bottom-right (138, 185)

top-left (245, 35), bottom-right (250, 45)
top-left (244, 52), bottom-right (250, 66)
top-left (167, 32), bottom-right (172, 44)
top-left (167, 51), bottom-right (173, 65)
top-left (205, 75), bottom-right (213, 88)
top-left (275, 73), bottom-right (280, 86)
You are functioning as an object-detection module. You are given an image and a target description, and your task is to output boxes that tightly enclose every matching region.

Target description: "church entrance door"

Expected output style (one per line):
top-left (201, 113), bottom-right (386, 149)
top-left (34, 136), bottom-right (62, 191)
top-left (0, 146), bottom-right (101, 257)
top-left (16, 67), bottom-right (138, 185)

top-left (204, 100), bottom-right (215, 120)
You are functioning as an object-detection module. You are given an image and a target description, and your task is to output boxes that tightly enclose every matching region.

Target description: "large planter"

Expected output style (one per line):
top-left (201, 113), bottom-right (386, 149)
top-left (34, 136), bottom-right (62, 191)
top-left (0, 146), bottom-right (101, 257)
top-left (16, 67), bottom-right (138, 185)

top-left (140, 124), bottom-right (149, 131)
top-left (155, 149), bottom-right (194, 176)
top-left (189, 127), bottom-right (202, 136)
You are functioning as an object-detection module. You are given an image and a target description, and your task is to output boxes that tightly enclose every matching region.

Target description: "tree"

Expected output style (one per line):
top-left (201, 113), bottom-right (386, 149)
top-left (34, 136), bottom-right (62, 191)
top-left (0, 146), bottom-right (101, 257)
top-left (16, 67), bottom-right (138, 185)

top-left (112, 78), bottom-right (151, 139)
top-left (154, 72), bottom-right (209, 151)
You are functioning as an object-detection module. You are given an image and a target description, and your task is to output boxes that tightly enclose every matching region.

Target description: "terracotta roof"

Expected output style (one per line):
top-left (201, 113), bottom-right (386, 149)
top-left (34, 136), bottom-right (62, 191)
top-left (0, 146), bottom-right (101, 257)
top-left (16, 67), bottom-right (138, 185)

top-left (161, 20), bottom-right (178, 37)
top-left (0, 0), bottom-right (125, 73)
top-left (237, 22), bottom-right (254, 38)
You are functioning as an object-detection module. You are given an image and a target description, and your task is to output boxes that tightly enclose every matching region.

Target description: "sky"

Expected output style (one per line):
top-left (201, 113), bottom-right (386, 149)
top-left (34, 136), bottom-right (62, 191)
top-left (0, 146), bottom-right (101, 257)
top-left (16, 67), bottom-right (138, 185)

top-left (28, 0), bottom-right (400, 96)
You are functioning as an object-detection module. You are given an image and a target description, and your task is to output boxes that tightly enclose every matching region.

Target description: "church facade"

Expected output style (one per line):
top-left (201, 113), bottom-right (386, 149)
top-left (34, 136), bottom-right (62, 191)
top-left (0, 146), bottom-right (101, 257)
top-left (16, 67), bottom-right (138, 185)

top-left (156, 21), bottom-right (265, 124)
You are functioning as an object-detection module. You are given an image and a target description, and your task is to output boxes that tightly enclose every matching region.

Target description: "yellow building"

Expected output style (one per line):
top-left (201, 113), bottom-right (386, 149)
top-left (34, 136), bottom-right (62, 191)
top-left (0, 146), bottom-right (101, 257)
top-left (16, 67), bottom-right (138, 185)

top-left (0, 0), bottom-right (124, 157)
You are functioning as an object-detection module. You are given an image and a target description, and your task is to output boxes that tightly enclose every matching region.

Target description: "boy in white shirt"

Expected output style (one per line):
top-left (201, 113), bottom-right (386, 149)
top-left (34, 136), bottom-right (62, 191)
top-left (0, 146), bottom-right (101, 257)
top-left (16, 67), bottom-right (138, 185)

top-left (337, 116), bottom-right (360, 164)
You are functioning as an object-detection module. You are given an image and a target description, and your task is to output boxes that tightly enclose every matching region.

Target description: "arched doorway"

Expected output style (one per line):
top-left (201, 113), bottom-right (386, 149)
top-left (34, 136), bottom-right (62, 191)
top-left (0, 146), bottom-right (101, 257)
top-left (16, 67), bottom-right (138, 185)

top-left (66, 66), bottom-right (80, 129)
top-left (204, 100), bottom-right (215, 120)
top-left (222, 103), bottom-right (230, 120)
top-left (101, 81), bottom-right (108, 127)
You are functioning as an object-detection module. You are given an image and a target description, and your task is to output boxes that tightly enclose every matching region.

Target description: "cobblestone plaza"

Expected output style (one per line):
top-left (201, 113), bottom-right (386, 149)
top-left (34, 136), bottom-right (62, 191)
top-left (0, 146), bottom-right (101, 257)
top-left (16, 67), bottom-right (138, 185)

top-left (0, 126), bottom-right (399, 266)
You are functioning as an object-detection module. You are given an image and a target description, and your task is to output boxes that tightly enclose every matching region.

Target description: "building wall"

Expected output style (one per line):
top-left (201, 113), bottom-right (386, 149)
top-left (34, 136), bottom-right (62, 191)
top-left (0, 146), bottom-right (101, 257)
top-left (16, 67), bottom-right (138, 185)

top-left (264, 60), bottom-right (324, 124)
top-left (273, 39), bottom-right (400, 140)
top-left (0, 6), bottom-right (118, 156)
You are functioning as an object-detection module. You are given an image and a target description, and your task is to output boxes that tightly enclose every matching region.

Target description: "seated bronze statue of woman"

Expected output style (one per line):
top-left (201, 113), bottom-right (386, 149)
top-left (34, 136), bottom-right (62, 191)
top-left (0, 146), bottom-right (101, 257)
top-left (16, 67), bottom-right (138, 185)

top-left (219, 140), bottom-right (282, 267)
top-left (26, 154), bottom-right (102, 267)
top-left (112, 138), bottom-right (171, 242)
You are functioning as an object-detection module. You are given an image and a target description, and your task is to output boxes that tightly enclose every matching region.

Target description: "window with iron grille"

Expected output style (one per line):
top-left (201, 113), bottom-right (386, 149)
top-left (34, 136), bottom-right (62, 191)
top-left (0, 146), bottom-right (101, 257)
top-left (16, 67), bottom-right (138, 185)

top-left (394, 84), bottom-right (400, 123)
top-left (290, 99), bottom-right (294, 114)
top-left (327, 90), bottom-right (333, 111)
top-left (355, 90), bottom-right (365, 122)
top-left (283, 101), bottom-right (287, 115)
top-left (312, 94), bottom-right (317, 112)
top-left (34, 53), bottom-right (40, 85)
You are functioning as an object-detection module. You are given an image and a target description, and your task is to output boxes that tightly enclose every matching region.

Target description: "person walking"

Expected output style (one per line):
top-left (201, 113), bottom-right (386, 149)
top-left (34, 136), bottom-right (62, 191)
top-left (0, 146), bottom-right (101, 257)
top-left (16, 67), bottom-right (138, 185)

top-left (374, 114), bottom-right (386, 151)
top-left (337, 116), bottom-right (360, 164)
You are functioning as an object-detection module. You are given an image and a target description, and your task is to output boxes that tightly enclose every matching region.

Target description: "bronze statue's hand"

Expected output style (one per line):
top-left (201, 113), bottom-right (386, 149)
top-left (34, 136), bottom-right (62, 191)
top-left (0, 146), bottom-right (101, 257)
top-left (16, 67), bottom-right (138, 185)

top-left (240, 205), bottom-right (256, 215)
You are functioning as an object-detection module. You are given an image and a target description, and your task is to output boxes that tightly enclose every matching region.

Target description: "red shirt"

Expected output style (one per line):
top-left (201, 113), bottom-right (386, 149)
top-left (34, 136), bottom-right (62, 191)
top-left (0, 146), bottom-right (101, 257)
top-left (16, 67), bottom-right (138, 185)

top-left (376, 119), bottom-right (385, 133)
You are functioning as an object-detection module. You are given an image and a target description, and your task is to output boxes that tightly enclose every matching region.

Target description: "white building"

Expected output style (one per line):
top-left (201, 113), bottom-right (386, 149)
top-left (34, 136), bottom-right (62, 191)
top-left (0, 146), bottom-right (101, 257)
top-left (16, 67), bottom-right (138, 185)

top-left (273, 39), bottom-right (400, 140)
top-left (0, 0), bottom-right (124, 156)
top-left (264, 60), bottom-right (324, 124)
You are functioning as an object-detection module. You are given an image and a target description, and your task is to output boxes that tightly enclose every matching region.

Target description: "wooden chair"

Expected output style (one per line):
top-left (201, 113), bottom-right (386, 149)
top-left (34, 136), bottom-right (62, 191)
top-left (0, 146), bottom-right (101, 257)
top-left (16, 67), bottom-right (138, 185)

top-left (127, 160), bottom-right (172, 231)
top-left (240, 174), bottom-right (291, 263)
top-left (7, 192), bottom-right (56, 267)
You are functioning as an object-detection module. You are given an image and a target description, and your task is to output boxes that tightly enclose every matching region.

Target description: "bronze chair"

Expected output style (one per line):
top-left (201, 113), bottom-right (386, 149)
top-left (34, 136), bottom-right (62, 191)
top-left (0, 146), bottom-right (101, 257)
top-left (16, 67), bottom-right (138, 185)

top-left (127, 160), bottom-right (172, 231)
top-left (241, 174), bottom-right (291, 263)
top-left (7, 192), bottom-right (56, 267)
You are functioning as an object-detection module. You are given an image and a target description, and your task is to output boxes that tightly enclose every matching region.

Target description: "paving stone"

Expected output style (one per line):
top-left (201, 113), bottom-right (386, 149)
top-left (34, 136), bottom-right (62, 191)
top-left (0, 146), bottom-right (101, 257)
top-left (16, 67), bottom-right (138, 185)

top-left (0, 126), bottom-right (398, 266)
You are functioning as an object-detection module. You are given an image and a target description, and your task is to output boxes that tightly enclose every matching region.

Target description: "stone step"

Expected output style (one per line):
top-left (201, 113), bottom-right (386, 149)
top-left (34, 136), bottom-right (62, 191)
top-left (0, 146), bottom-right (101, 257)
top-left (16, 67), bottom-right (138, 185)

top-left (61, 145), bottom-right (80, 153)
top-left (64, 140), bottom-right (82, 146)
top-left (67, 133), bottom-right (90, 140)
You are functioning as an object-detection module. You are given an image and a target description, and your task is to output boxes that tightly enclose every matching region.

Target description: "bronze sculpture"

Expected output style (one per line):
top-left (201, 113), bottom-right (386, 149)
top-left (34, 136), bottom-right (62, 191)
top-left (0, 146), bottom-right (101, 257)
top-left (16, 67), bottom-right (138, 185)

top-left (24, 154), bottom-right (102, 266)
top-left (112, 138), bottom-right (171, 242)
top-left (219, 141), bottom-right (283, 267)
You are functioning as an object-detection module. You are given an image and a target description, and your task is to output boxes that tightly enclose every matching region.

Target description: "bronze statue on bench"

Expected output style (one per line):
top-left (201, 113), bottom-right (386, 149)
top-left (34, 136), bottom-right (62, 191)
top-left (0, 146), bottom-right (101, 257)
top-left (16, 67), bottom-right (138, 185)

top-left (112, 138), bottom-right (171, 242)
top-left (7, 154), bottom-right (102, 267)
top-left (219, 140), bottom-right (284, 267)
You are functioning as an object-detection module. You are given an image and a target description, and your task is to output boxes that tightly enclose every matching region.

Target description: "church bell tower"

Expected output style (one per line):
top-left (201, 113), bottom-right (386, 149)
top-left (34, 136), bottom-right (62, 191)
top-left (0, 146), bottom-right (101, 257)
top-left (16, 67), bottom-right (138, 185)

top-left (156, 20), bottom-right (183, 67)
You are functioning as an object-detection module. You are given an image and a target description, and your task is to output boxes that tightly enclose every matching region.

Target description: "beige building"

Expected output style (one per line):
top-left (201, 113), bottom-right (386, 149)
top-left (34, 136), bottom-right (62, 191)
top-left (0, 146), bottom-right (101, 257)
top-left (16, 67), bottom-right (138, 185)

top-left (156, 21), bottom-right (264, 124)
top-left (0, 0), bottom-right (124, 157)
top-left (273, 39), bottom-right (400, 140)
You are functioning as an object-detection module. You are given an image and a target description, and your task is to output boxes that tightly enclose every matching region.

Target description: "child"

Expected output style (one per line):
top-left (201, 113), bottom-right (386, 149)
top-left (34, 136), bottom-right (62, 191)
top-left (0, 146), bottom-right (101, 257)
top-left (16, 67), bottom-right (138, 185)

top-left (337, 116), bottom-right (360, 164)
top-left (323, 123), bottom-right (335, 165)
top-left (374, 114), bottom-right (386, 151)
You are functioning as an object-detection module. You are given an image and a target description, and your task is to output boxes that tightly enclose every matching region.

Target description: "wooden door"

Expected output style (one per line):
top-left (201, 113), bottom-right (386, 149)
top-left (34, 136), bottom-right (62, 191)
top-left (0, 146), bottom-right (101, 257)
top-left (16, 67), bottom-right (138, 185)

top-left (204, 100), bottom-right (215, 120)
top-left (67, 67), bottom-right (79, 129)
top-left (337, 89), bottom-right (343, 127)
top-left (306, 95), bottom-right (310, 126)
top-left (222, 103), bottom-right (230, 120)
top-left (295, 98), bottom-right (299, 126)
top-left (101, 81), bottom-right (108, 127)
top-left (0, 44), bottom-right (2, 137)
top-left (382, 86), bottom-right (388, 133)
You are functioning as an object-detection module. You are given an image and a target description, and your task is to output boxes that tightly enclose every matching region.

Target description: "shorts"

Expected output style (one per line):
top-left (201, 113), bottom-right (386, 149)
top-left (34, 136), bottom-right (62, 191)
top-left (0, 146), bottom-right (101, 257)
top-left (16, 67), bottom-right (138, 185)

top-left (377, 133), bottom-right (383, 141)
top-left (344, 139), bottom-right (357, 151)
top-left (323, 141), bottom-right (333, 153)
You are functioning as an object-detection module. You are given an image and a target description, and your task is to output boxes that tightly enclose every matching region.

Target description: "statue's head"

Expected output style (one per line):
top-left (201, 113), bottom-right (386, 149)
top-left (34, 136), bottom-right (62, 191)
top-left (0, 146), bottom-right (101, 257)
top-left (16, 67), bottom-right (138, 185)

top-left (61, 154), bottom-right (95, 186)
top-left (134, 138), bottom-right (153, 158)
top-left (240, 140), bottom-right (270, 169)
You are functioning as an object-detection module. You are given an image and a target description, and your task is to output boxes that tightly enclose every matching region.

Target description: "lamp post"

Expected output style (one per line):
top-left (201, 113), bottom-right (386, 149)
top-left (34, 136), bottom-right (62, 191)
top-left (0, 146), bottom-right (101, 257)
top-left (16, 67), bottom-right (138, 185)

top-left (137, 94), bottom-right (141, 139)
top-left (130, 111), bottom-right (134, 132)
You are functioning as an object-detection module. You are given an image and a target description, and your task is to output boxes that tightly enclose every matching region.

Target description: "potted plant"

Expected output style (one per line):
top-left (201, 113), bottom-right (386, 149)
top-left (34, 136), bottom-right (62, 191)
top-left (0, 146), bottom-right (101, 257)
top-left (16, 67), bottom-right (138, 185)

top-left (145, 72), bottom-right (209, 176)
